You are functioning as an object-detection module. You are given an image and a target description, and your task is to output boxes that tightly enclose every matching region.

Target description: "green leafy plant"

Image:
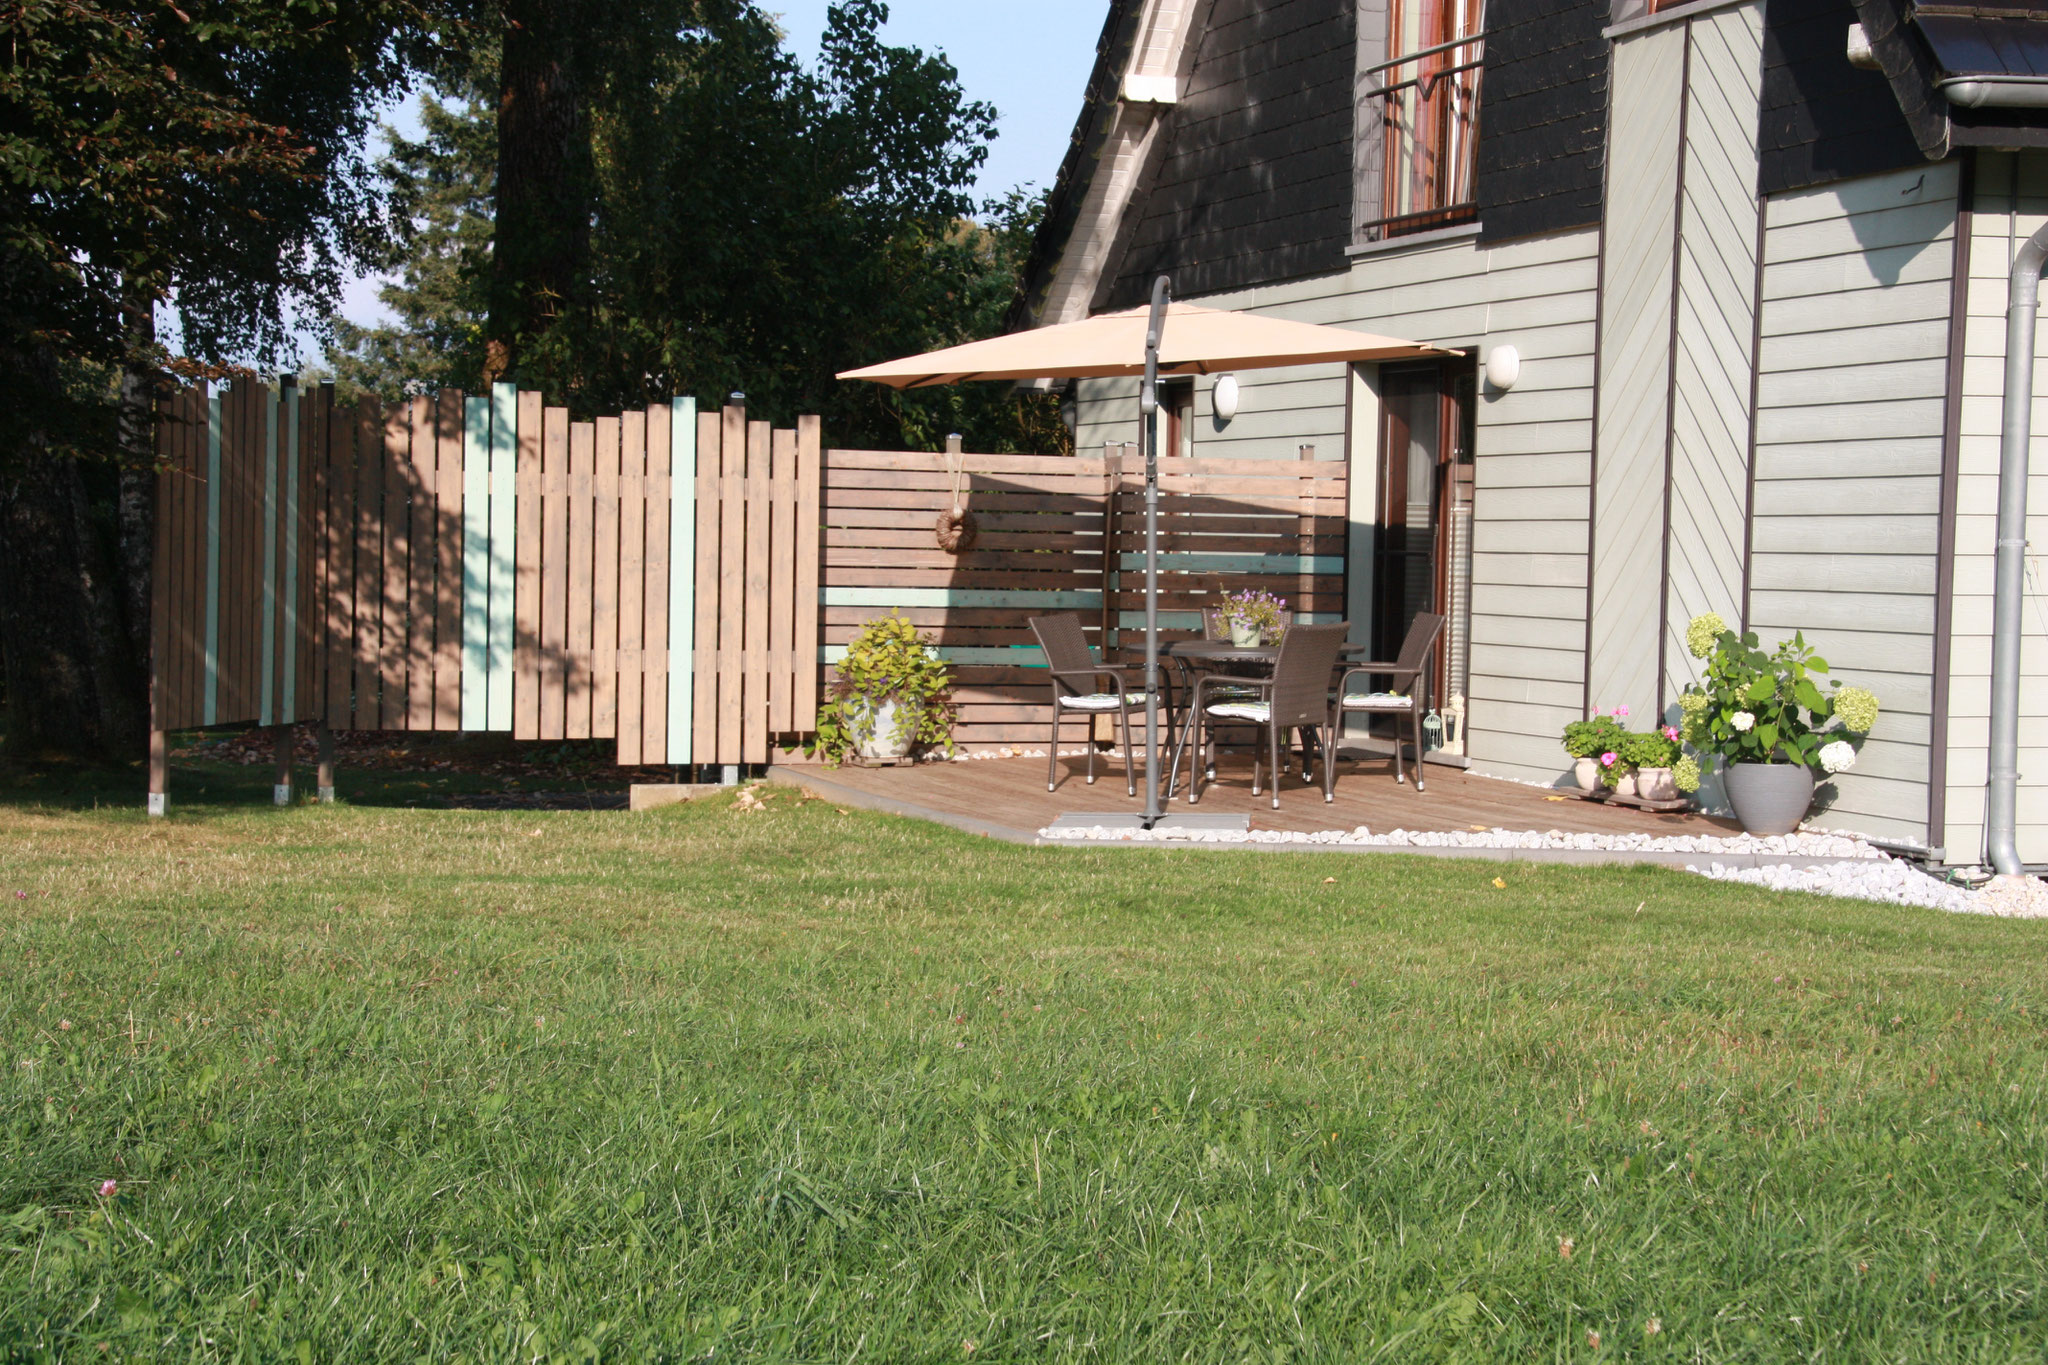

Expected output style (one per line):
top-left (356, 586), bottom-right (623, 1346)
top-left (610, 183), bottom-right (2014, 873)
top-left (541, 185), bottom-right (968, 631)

top-left (1560, 710), bottom-right (1628, 761)
top-left (1677, 615), bottom-right (1880, 769)
top-left (808, 612), bottom-right (955, 766)
top-left (1620, 728), bottom-right (1682, 770)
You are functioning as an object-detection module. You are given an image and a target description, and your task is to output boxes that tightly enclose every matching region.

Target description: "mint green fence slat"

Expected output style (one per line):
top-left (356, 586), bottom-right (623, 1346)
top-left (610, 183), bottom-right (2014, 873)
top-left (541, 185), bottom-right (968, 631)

top-left (460, 395), bottom-right (492, 729)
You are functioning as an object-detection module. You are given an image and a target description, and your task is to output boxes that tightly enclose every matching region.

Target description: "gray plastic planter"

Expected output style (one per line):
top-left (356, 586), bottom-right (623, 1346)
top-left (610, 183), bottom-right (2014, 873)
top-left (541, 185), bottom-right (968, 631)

top-left (1723, 761), bottom-right (1814, 836)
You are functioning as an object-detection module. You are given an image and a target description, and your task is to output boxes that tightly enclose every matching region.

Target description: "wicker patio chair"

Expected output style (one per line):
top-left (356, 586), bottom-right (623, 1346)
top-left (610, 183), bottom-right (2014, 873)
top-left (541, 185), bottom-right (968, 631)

top-left (1189, 622), bottom-right (1351, 809)
top-left (1332, 611), bottom-right (1444, 793)
top-left (1028, 614), bottom-right (1143, 796)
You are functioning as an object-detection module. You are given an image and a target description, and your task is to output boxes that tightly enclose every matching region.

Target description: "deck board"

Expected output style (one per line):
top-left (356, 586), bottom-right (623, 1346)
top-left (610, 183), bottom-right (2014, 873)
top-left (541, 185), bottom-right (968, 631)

top-left (791, 752), bottom-right (1730, 839)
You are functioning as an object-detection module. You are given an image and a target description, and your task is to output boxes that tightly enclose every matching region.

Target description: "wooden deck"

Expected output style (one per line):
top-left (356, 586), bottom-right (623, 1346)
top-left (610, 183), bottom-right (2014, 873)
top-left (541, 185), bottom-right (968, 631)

top-left (781, 749), bottom-right (1732, 841)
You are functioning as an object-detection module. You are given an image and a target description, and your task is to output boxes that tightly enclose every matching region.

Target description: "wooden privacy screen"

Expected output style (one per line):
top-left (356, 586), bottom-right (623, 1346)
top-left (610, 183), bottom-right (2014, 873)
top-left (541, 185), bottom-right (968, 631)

top-left (153, 382), bottom-right (1341, 765)
top-left (817, 444), bottom-right (1346, 751)
top-left (152, 385), bottom-right (819, 767)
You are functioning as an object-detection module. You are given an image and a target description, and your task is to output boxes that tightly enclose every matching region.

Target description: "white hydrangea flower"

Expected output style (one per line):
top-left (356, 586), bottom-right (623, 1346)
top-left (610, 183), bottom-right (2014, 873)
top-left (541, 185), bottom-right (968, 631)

top-left (1820, 740), bottom-right (1856, 774)
top-left (1731, 711), bottom-right (1755, 732)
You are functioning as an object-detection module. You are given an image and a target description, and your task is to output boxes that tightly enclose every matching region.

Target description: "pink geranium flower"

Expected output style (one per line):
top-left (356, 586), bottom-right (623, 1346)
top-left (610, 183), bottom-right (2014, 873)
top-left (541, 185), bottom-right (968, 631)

top-left (1599, 751), bottom-right (1617, 767)
top-left (1662, 725), bottom-right (1680, 741)
top-left (1614, 706), bottom-right (1630, 718)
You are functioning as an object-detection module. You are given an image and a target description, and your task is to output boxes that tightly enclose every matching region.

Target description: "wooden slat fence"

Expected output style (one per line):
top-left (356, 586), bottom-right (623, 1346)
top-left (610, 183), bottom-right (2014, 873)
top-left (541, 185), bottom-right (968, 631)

top-left (817, 443), bottom-right (1347, 752)
top-left (152, 384), bottom-right (1345, 781)
top-left (153, 389), bottom-right (817, 770)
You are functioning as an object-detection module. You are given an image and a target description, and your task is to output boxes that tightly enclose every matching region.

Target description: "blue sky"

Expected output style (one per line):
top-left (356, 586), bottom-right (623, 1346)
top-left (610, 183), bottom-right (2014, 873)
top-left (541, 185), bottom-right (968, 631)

top-left (324, 1), bottom-right (1105, 340)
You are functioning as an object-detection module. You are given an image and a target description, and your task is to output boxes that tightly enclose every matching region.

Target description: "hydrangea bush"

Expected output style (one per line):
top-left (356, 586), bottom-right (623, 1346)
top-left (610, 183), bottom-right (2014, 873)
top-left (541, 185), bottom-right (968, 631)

top-left (1677, 613), bottom-right (1879, 771)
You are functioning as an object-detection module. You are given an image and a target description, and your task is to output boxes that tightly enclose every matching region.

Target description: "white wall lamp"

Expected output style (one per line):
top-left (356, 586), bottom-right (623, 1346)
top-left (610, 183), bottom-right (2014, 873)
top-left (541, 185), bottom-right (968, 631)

top-left (1483, 345), bottom-right (1521, 393)
top-left (1212, 373), bottom-right (1240, 422)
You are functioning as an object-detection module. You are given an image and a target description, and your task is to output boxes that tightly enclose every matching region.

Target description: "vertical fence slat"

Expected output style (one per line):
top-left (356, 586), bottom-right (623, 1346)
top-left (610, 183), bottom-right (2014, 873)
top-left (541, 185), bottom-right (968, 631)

top-left (793, 415), bottom-right (822, 734)
top-left (353, 394), bottom-right (384, 729)
top-left (379, 400), bottom-right (411, 729)
top-left (694, 409), bottom-right (721, 766)
top-left (224, 382), bottom-right (248, 721)
top-left (167, 389), bottom-right (192, 729)
top-left (717, 406), bottom-right (745, 765)
top-left (324, 387), bottom-right (355, 730)
top-left (460, 393), bottom-right (491, 730)
top-left (282, 380), bottom-right (303, 723)
top-left (641, 402), bottom-right (671, 767)
top-left (592, 415), bottom-right (622, 739)
top-left (513, 390), bottom-right (544, 739)
top-left (664, 400), bottom-right (697, 765)
top-left (484, 382), bottom-right (518, 729)
top-left (566, 419), bottom-right (595, 739)
top-left (300, 383), bottom-right (326, 724)
top-left (404, 395), bottom-right (437, 728)
top-left (615, 410), bottom-right (646, 760)
top-left (235, 381), bottom-right (260, 721)
top-left (433, 391), bottom-right (464, 729)
top-left (259, 384), bottom-right (280, 725)
top-left (540, 406), bottom-right (570, 739)
top-left (741, 419), bottom-right (771, 764)
top-left (203, 385), bottom-right (223, 724)
top-left (767, 428), bottom-right (796, 739)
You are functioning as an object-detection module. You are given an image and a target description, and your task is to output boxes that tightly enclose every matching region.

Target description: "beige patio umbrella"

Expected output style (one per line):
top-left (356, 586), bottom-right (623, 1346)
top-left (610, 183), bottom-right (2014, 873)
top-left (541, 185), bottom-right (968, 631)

top-left (840, 280), bottom-right (1448, 826)
top-left (838, 300), bottom-right (1443, 387)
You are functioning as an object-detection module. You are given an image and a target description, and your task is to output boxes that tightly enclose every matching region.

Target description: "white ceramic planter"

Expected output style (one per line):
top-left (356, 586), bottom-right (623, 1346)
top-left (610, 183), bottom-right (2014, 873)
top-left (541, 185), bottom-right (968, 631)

top-left (1636, 766), bottom-right (1678, 803)
top-left (1573, 757), bottom-right (1600, 792)
top-left (854, 698), bottom-right (910, 761)
top-left (1229, 622), bottom-right (1262, 648)
top-left (1612, 771), bottom-right (1638, 799)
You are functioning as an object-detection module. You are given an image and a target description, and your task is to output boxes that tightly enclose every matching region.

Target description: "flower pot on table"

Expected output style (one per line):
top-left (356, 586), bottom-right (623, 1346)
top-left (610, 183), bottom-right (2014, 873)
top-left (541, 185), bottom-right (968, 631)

top-left (1612, 771), bottom-right (1638, 799)
top-left (1635, 766), bottom-right (1678, 803)
top-left (1228, 622), bottom-right (1262, 648)
top-left (1723, 761), bottom-right (1814, 835)
top-left (1573, 757), bottom-right (1600, 792)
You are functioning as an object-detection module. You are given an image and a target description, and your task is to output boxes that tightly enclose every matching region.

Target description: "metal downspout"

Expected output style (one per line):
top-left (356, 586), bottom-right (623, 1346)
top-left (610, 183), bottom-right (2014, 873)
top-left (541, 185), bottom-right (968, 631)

top-left (1986, 224), bottom-right (2048, 874)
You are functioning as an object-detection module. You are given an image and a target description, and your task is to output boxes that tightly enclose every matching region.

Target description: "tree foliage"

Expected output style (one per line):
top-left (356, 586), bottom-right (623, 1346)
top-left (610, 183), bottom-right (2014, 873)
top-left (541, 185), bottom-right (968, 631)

top-left (332, 0), bottom-right (1067, 452)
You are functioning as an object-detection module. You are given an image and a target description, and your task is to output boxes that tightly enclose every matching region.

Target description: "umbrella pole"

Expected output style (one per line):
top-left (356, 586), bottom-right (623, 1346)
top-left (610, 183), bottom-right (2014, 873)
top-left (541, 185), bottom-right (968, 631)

top-left (1141, 276), bottom-right (1171, 827)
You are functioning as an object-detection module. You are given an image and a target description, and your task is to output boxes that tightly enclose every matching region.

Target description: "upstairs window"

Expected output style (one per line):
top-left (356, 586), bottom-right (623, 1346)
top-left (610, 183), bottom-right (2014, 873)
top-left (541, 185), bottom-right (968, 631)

top-left (1359, 0), bottom-right (1485, 239)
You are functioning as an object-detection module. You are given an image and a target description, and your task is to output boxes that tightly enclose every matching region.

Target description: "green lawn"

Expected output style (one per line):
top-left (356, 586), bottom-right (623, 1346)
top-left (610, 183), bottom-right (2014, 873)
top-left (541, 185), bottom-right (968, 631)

top-left (1, 774), bottom-right (2043, 1361)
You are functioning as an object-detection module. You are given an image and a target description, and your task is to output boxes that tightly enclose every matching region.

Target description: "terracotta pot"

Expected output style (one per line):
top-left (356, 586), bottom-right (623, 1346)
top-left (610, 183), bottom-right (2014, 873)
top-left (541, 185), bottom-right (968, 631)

top-left (1636, 766), bottom-right (1677, 802)
top-left (1724, 761), bottom-right (1815, 835)
top-left (1573, 757), bottom-right (1600, 792)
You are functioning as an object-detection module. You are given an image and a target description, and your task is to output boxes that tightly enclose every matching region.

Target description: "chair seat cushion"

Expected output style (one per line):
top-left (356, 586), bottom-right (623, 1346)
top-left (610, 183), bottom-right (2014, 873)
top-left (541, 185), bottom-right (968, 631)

top-left (1341, 691), bottom-right (1413, 710)
top-left (1058, 691), bottom-right (1146, 710)
top-left (1206, 701), bottom-right (1270, 723)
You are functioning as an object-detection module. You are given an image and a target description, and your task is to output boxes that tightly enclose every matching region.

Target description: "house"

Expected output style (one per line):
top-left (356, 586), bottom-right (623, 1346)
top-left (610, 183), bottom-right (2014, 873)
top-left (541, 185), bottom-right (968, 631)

top-left (1019, 0), bottom-right (2048, 865)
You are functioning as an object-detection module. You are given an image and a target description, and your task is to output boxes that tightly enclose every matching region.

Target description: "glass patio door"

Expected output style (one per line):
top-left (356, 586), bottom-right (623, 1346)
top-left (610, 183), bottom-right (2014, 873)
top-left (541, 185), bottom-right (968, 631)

top-left (1373, 361), bottom-right (1474, 722)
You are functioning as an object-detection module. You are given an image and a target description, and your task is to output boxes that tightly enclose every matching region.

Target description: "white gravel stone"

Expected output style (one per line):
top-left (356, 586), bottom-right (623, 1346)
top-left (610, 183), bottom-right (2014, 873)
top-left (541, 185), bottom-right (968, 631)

top-left (1037, 820), bottom-right (2048, 917)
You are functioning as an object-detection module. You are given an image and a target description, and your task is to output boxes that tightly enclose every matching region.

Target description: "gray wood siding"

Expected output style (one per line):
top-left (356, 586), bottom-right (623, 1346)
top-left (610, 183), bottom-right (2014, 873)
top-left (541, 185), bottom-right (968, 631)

top-left (1751, 161), bottom-right (1958, 846)
top-left (1074, 224), bottom-right (1601, 786)
top-left (1943, 150), bottom-right (2048, 864)
top-left (1665, 5), bottom-right (1764, 705)
top-left (1588, 27), bottom-right (1686, 722)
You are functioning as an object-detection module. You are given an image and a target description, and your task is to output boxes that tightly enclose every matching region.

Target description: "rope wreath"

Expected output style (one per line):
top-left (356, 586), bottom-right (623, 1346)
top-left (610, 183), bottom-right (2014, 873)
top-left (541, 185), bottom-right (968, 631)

top-left (935, 447), bottom-right (978, 553)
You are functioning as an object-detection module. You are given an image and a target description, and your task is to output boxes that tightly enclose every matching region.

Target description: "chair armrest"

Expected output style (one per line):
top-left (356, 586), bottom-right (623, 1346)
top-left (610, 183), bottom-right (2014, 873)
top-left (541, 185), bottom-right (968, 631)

top-left (1338, 664), bottom-right (1422, 691)
top-left (1049, 665), bottom-right (1134, 691)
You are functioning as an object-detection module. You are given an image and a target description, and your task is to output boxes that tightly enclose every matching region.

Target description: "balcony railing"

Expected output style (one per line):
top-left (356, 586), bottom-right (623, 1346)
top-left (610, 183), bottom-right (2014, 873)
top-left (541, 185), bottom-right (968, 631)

top-left (1359, 30), bottom-right (1485, 238)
